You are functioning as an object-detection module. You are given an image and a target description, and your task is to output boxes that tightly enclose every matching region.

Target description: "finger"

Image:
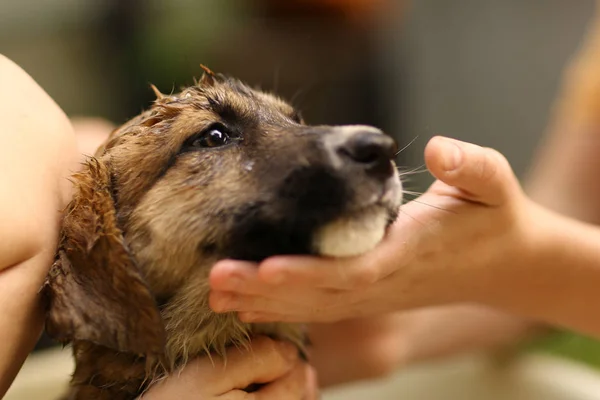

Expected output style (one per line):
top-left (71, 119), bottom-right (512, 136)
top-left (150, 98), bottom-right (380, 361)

top-left (214, 289), bottom-right (373, 323)
top-left (235, 290), bottom-right (388, 323)
top-left (210, 290), bottom-right (353, 322)
top-left (209, 262), bottom-right (329, 311)
top-left (141, 343), bottom-right (301, 400)
top-left (211, 256), bottom-right (379, 293)
top-left (252, 363), bottom-right (316, 400)
top-left (210, 260), bottom-right (261, 292)
top-left (212, 336), bottom-right (299, 394)
top-left (210, 259), bottom-right (329, 297)
top-left (238, 311), bottom-right (323, 324)
top-left (424, 136), bottom-right (518, 206)
top-left (209, 261), bottom-right (342, 317)
top-left (260, 254), bottom-right (388, 291)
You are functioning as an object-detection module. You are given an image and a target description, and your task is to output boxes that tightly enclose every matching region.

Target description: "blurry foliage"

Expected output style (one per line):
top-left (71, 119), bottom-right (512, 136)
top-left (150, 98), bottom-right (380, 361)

top-left (131, 0), bottom-right (245, 93)
top-left (525, 331), bottom-right (600, 369)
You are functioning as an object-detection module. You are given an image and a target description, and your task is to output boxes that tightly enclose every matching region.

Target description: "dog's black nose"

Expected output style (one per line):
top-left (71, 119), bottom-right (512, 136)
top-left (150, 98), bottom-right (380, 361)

top-left (337, 126), bottom-right (396, 179)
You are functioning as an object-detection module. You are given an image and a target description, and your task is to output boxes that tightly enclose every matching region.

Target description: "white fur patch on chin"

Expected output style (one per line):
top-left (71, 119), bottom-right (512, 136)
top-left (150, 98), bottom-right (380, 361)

top-left (313, 210), bottom-right (388, 257)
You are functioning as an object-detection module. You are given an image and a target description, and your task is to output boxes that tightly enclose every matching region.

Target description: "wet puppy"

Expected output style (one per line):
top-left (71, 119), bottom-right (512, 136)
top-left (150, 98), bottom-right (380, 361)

top-left (43, 67), bottom-right (403, 399)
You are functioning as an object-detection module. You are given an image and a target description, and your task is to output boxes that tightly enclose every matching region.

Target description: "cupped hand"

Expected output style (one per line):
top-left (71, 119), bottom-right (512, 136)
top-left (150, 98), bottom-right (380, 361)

top-left (141, 336), bottom-right (317, 399)
top-left (208, 136), bottom-right (534, 323)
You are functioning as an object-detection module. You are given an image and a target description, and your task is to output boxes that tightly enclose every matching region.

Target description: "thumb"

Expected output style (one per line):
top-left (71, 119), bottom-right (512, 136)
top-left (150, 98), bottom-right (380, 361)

top-left (424, 136), bottom-right (519, 206)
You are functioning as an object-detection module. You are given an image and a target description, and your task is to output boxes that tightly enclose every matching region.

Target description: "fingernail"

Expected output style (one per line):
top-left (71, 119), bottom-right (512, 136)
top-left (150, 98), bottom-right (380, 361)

top-left (443, 140), bottom-right (462, 171)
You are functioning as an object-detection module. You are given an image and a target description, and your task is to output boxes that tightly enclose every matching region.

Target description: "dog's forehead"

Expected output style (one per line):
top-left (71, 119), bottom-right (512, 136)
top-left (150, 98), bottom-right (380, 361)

top-left (100, 78), bottom-right (298, 156)
top-left (185, 79), bottom-right (297, 123)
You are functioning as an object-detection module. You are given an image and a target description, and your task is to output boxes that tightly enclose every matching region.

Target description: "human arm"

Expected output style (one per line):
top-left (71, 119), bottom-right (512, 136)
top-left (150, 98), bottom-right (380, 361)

top-left (0, 55), bottom-right (79, 396)
top-left (0, 54), bottom-right (77, 272)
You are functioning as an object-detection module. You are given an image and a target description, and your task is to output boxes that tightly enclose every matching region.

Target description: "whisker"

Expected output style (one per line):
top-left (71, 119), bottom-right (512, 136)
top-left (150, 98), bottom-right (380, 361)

top-left (398, 209), bottom-right (428, 228)
top-left (397, 166), bottom-right (428, 173)
top-left (394, 134), bottom-right (421, 157)
top-left (409, 200), bottom-right (456, 213)
top-left (398, 210), bottom-right (441, 234)
top-left (402, 190), bottom-right (424, 197)
top-left (398, 163), bottom-right (427, 174)
top-left (398, 169), bottom-right (429, 178)
top-left (398, 165), bottom-right (429, 179)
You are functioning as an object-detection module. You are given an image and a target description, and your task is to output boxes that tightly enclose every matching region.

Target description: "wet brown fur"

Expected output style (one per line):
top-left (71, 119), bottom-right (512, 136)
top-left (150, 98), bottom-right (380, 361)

top-left (43, 67), bottom-right (400, 399)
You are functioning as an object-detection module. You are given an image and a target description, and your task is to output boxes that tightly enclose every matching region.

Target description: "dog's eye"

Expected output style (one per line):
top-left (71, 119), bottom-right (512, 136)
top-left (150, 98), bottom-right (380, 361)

top-left (193, 128), bottom-right (229, 148)
top-left (187, 124), bottom-right (233, 150)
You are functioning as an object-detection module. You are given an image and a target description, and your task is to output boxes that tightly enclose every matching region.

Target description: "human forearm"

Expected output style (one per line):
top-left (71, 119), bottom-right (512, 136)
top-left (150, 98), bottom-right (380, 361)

top-left (0, 254), bottom-right (51, 396)
top-left (396, 305), bottom-right (541, 366)
top-left (526, 2), bottom-right (600, 222)
top-left (477, 202), bottom-right (600, 337)
top-left (391, 203), bottom-right (600, 370)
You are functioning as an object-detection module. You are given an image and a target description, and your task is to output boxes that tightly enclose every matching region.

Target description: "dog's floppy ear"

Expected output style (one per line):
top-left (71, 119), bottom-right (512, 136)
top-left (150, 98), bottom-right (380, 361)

top-left (44, 158), bottom-right (165, 356)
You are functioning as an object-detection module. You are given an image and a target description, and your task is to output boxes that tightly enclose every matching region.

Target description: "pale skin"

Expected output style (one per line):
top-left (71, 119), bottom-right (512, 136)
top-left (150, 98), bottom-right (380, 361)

top-left (0, 56), bottom-right (315, 399)
top-left (0, 54), bottom-right (78, 396)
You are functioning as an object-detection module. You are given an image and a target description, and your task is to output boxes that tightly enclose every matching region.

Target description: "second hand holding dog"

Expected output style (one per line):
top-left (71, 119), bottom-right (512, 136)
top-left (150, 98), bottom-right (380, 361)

top-left (210, 136), bottom-right (600, 337)
top-left (141, 336), bottom-right (316, 400)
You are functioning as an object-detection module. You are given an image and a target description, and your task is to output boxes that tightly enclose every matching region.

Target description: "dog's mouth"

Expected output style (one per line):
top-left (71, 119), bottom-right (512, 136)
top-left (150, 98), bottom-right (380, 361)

top-left (312, 188), bottom-right (401, 258)
top-left (347, 175), bottom-right (402, 215)
top-left (223, 174), bottom-right (402, 262)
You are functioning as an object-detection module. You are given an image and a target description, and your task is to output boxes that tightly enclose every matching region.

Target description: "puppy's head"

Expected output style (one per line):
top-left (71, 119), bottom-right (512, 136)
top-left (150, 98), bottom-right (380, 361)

top-left (44, 68), bottom-right (402, 357)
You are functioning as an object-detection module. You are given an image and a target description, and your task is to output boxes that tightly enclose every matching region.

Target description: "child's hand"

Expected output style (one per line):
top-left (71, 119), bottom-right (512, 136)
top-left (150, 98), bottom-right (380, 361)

top-left (209, 136), bottom-right (532, 322)
top-left (141, 336), bottom-right (317, 400)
